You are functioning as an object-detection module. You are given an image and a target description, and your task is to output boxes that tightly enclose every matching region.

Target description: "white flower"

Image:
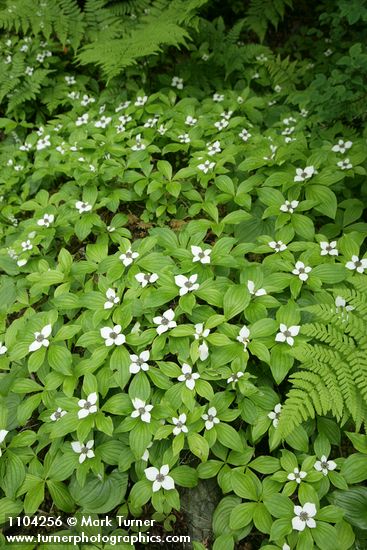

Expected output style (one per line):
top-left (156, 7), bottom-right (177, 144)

top-left (274, 85), bottom-right (282, 93)
top-left (198, 341), bottom-right (209, 361)
top-left (104, 288), bottom-right (120, 309)
top-left (135, 95), bottom-right (148, 106)
top-left (131, 134), bottom-right (146, 151)
top-left (21, 240), bottom-right (32, 251)
top-left (237, 326), bottom-right (250, 350)
top-left (50, 407), bottom-right (66, 421)
top-left (268, 240), bottom-right (287, 252)
top-left (213, 93), bottom-right (224, 102)
top-left (283, 117), bottom-right (296, 125)
top-left (282, 127), bottom-right (294, 136)
top-left (287, 467), bottom-right (307, 484)
top-left (185, 115), bottom-right (197, 126)
top-left (145, 465), bottom-right (175, 492)
top-left (202, 407), bottom-right (219, 430)
top-left (320, 241), bottom-right (338, 256)
top-left (17, 259), bottom-right (27, 267)
top-left (332, 139), bottom-right (353, 154)
top-left (115, 101), bottom-right (131, 112)
top-left (19, 142), bottom-right (32, 151)
top-left (80, 94), bottom-right (95, 106)
top-left (68, 91), bottom-right (80, 100)
top-left (314, 455), bottom-right (337, 476)
top-left (65, 76), bottom-right (76, 85)
top-left (324, 48), bottom-right (333, 57)
top-left (129, 350), bottom-right (150, 374)
top-left (275, 324), bottom-right (300, 346)
top-left (29, 324), bottom-right (52, 352)
top-left (141, 442), bottom-right (153, 461)
top-left (280, 200), bottom-right (299, 213)
top-left (294, 166), bottom-right (316, 182)
top-left (75, 201), bottom-right (92, 214)
top-left (198, 161), bottom-right (215, 174)
top-left (157, 124), bottom-right (167, 135)
top-left (194, 323), bottom-right (210, 340)
top-left (0, 429), bottom-right (8, 456)
top-left (131, 398), bottom-right (153, 423)
top-left (335, 296), bottom-right (354, 314)
top-left (247, 280), bottom-right (266, 296)
top-left (25, 66), bottom-right (34, 76)
top-left (174, 274), bottom-right (199, 295)
top-left (207, 140), bottom-right (221, 155)
top-left (107, 225), bottom-right (115, 232)
top-left (37, 213), bottom-right (54, 227)
top-left (76, 113), bottom-right (89, 126)
top-left (171, 76), bottom-right (183, 89)
top-left (118, 114), bottom-right (132, 124)
top-left (178, 133), bottom-right (190, 143)
top-left (300, 108), bottom-right (309, 117)
top-left (100, 325), bottom-right (125, 347)
top-left (0, 342), bottom-right (7, 355)
top-left (337, 158), bottom-right (353, 170)
top-left (119, 248), bottom-right (139, 266)
top-left (143, 117), bottom-right (158, 128)
top-left (172, 414), bottom-right (188, 436)
top-left (292, 261), bottom-right (312, 281)
top-left (153, 308), bottom-right (177, 335)
top-left (346, 255), bottom-right (367, 274)
top-left (239, 129), bottom-right (251, 141)
top-left (292, 503), bottom-right (317, 531)
top-left (202, 53), bottom-right (209, 61)
top-left (178, 363), bottom-right (200, 390)
top-left (191, 245), bottom-right (211, 264)
top-left (71, 440), bottom-right (95, 463)
top-left (268, 403), bottom-right (282, 427)
top-left (227, 371), bottom-right (244, 384)
top-left (77, 392), bottom-right (98, 419)
top-left (256, 53), bottom-right (268, 62)
top-left (135, 272), bottom-right (159, 287)
top-left (95, 116), bottom-right (111, 128)
top-left (36, 135), bottom-right (51, 150)
top-left (214, 119), bottom-right (228, 131)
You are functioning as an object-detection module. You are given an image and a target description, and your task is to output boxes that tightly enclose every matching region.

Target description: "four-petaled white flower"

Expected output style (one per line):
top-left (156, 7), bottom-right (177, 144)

top-left (214, 119), bottom-right (228, 131)
top-left (100, 325), bottom-right (126, 346)
top-left (280, 200), bottom-right (299, 213)
top-left (135, 95), bottom-right (148, 106)
top-left (202, 407), bottom-right (219, 430)
top-left (198, 160), bottom-right (215, 173)
top-left (129, 350), bottom-right (150, 374)
top-left (178, 363), bottom-right (200, 390)
top-left (178, 133), bottom-right (190, 143)
top-left (292, 503), bottom-right (317, 531)
top-left (227, 371), bottom-right (244, 384)
top-left (213, 93), bottom-right (224, 102)
top-left (268, 240), bottom-right (287, 252)
top-left (207, 141), bottom-right (221, 155)
top-left (337, 158), bottom-right (352, 170)
top-left (314, 455), bottom-right (337, 476)
top-left (131, 134), bottom-right (146, 151)
top-left (171, 76), bottom-right (183, 89)
top-left (346, 255), bottom-right (367, 274)
top-left (292, 261), bottom-right (312, 281)
top-left (21, 240), bottom-right (32, 251)
top-left (36, 135), bottom-right (51, 150)
top-left (175, 274), bottom-right (199, 295)
top-left (194, 323), bottom-right (210, 340)
top-left (191, 245), bottom-right (211, 264)
top-left (75, 201), bottom-right (92, 214)
top-left (153, 308), bottom-right (177, 335)
top-left (0, 342), bottom-right (7, 355)
top-left (145, 465), bottom-right (175, 492)
top-left (238, 128), bottom-right (252, 142)
top-left (332, 139), bottom-right (352, 154)
top-left (237, 326), bottom-right (250, 350)
top-left (294, 166), bottom-right (316, 182)
top-left (71, 440), bottom-right (95, 463)
top-left (50, 407), bottom-right (66, 421)
top-left (0, 429), bottom-right (9, 456)
top-left (247, 280), bottom-right (266, 296)
top-left (287, 467), bottom-right (307, 484)
top-left (76, 113), bottom-right (89, 126)
top-left (172, 413), bottom-right (188, 436)
top-left (185, 116), bottom-right (197, 126)
top-left (120, 248), bottom-right (139, 266)
top-left (275, 324), bottom-right (300, 346)
top-left (135, 272), bottom-right (159, 287)
top-left (268, 403), bottom-right (282, 427)
top-left (37, 213), bottom-right (54, 227)
top-left (78, 392), bottom-right (98, 419)
top-left (131, 398), bottom-right (153, 423)
top-left (104, 288), bottom-right (120, 309)
top-left (320, 241), bottom-right (338, 256)
top-left (29, 324), bottom-right (52, 352)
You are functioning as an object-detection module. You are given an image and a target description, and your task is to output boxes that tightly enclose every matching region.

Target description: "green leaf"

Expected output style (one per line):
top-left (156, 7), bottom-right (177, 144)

top-left (223, 285), bottom-right (250, 320)
top-left (188, 433), bottom-right (209, 462)
top-left (230, 502), bottom-right (256, 530)
top-left (216, 423), bottom-right (243, 451)
top-left (341, 453), bottom-right (367, 483)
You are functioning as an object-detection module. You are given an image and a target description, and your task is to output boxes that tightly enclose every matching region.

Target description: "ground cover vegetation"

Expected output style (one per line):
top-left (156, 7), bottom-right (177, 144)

top-left (0, 0), bottom-right (367, 548)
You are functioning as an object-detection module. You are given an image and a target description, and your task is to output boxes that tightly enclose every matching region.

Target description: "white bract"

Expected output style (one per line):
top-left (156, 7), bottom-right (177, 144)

top-left (213, 93), bottom-right (224, 102)
top-left (198, 160), bottom-right (215, 173)
top-left (104, 288), bottom-right (120, 309)
top-left (202, 407), bottom-right (219, 430)
top-left (178, 133), bottom-right (190, 143)
top-left (247, 280), bottom-right (266, 296)
top-left (191, 245), bottom-right (211, 264)
top-left (131, 134), bottom-right (146, 151)
top-left (71, 440), bottom-right (95, 463)
top-left (36, 135), bottom-right (51, 150)
top-left (50, 408), bottom-right (66, 421)
top-left (314, 455), bottom-right (337, 476)
top-left (207, 141), bottom-right (221, 155)
top-left (275, 324), bottom-right (300, 346)
top-left (0, 429), bottom-right (9, 456)
top-left (268, 403), bottom-right (282, 427)
top-left (153, 309), bottom-right (177, 334)
top-left (75, 201), bottom-right (92, 214)
top-left (214, 119), bottom-right (228, 131)
top-left (237, 326), bottom-right (250, 350)
top-left (227, 371), bottom-right (244, 384)
top-left (29, 324), bottom-right (52, 352)
top-left (129, 350), bottom-right (150, 373)
top-left (280, 200), bottom-right (299, 213)
top-left (178, 364), bottom-right (200, 390)
top-left (292, 261), bottom-right (312, 281)
top-left (0, 342), bottom-right (7, 355)
top-left (100, 325), bottom-right (126, 346)
top-left (292, 503), bottom-right (317, 531)
top-left (175, 274), bottom-right (199, 295)
top-left (294, 166), bottom-right (316, 182)
top-left (135, 272), bottom-right (159, 287)
top-left (144, 465), bottom-right (175, 492)
top-left (320, 241), bottom-right (338, 256)
top-left (76, 113), bottom-right (89, 126)
top-left (120, 248), bottom-right (139, 266)
top-left (135, 95), bottom-right (148, 106)
top-left (268, 240), bottom-right (287, 252)
top-left (346, 255), bottom-right (367, 274)
top-left (172, 413), bottom-right (188, 436)
top-left (337, 158), bottom-right (353, 170)
top-left (78, 392), bottom-right (98, 419)
top-left (332, 139), bottom-right (352, 154)
top-left (287, 467), bottom-right (307, 484)
top-left (131, 398), bottom-right (153, 423)
top-left (37, 214), bottom-right (54, 227)
top-left (171, 76), bottom-right (183, 89)
top-left (185, 115), bottom-right (197, 126)
top-left (194, 323), bottom-right (210, 340)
